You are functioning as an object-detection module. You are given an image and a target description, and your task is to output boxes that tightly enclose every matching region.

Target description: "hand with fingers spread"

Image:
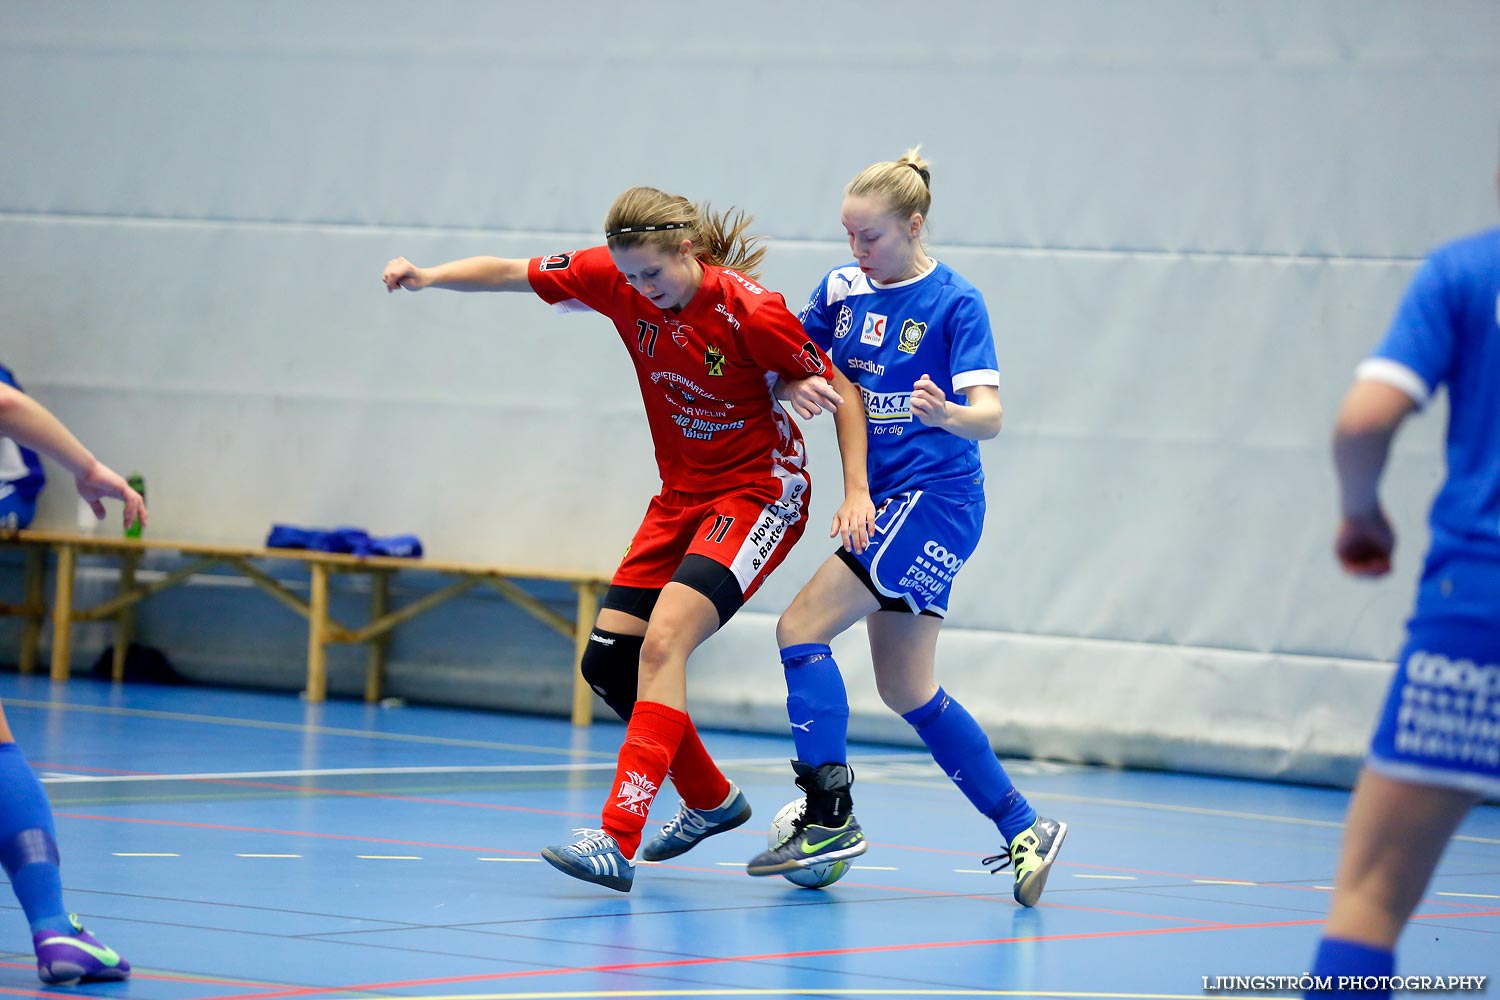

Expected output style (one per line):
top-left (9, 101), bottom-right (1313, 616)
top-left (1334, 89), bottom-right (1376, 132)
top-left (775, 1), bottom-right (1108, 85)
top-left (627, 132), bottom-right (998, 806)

top-left (830, 487), bottom-right (876, 554)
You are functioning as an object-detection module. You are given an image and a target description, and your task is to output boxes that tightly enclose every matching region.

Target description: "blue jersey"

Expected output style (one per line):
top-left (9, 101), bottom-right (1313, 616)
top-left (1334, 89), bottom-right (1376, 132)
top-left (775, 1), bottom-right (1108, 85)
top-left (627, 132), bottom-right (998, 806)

top-left (1358, 228), bottom-right (1500, 566)
top-left (799, 261), bottom-right (998, 501)
top-left (0, 364), bottom-right (45, 505)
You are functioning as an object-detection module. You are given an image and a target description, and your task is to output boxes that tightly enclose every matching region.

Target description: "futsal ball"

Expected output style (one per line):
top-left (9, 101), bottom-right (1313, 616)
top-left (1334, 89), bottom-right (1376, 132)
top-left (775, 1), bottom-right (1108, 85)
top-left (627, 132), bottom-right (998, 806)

top-left (769, 798), bottom-right (851, 889)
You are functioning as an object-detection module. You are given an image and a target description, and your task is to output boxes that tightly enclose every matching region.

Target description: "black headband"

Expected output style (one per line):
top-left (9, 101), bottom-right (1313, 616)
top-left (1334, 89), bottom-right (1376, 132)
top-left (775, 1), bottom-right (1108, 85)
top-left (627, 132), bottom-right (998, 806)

top-left (605, 221), bottom-right (689, 239)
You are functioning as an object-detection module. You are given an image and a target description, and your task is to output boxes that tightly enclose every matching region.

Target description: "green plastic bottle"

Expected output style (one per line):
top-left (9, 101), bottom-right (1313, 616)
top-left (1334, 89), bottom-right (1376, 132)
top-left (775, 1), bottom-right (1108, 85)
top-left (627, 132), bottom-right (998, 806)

top-left (125, 473), bottom-right (145, 538)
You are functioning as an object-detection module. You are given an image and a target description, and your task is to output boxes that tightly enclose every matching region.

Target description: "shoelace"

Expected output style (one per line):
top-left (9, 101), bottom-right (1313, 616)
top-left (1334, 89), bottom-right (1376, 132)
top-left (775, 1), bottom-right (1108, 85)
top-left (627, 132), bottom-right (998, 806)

top-left (981, 852), bottom-right (1012, 874)
top-left (662, 805), bottom-right (712, 839)
top-left (568, 828), bottom-right (617, 853)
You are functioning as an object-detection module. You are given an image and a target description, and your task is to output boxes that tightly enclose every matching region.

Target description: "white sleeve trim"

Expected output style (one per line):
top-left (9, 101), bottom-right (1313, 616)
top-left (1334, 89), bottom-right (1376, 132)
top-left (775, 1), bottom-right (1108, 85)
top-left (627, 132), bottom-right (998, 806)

top-left (551, 298), bottom-right (595, 315)
top-left (952, 369), bottom-right (1000, 391)
top-left (1355, 358), bottom-right (1430, 408)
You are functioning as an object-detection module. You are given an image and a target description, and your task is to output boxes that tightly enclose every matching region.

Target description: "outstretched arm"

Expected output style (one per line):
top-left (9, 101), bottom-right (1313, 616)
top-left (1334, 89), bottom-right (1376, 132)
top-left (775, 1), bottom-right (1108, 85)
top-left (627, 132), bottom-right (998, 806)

top-left (382, 256), bottom-right (532, 293)
top-left (0, 386), bottom-right (146, 528)
top-left (1331, 379), bottom-right (1417, 576)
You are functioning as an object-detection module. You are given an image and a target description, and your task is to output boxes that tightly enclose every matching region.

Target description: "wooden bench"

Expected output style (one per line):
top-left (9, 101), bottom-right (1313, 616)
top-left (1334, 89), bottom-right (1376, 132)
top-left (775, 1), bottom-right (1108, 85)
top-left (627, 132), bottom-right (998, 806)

top-left (0, 529), bottom-right (611, 725)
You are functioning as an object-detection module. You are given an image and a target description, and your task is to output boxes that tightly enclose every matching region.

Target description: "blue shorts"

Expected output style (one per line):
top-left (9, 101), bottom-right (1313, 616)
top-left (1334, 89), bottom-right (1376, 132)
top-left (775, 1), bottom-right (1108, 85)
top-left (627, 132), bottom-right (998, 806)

top-left (0, 487), bottom-right (35, 530)
top-left (1368, 605), bottom-right (1500, 797)
top-left (838, 489), bottom-right (983, 617)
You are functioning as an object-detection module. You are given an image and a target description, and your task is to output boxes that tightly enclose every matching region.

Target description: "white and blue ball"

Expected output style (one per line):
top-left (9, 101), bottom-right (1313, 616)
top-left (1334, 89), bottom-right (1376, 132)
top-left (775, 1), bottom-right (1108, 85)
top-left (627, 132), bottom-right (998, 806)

top-left (770, 798), bottom-right (850, 889)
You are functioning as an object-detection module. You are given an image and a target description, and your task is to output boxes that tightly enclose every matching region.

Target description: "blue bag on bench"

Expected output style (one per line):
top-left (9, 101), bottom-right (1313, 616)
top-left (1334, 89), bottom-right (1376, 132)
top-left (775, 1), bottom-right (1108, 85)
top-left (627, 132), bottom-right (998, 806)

top-left (266, 524), bottom-right (422, 559)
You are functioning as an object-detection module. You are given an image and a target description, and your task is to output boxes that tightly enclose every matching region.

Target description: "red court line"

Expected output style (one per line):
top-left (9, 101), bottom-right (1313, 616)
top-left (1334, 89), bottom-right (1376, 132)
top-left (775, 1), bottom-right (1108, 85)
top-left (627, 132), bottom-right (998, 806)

top-left (184, 915), bottom-right (1342, 1000)
top-left (0, 959), bottom-right (257, 987)
top-left (192, 907), bottom-right (1500, 1000)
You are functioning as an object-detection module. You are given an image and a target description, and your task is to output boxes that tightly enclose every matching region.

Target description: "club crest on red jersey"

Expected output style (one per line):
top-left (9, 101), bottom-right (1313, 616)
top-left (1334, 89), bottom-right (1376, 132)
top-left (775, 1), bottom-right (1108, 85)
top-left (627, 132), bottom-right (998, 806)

top-left (704, 345), bottom-right (726, 376)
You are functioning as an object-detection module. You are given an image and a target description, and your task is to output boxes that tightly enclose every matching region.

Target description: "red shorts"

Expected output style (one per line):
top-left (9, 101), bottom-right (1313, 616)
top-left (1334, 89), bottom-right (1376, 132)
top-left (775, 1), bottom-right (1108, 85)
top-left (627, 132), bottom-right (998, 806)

top-left (613, 467), bottom-right (811, 603)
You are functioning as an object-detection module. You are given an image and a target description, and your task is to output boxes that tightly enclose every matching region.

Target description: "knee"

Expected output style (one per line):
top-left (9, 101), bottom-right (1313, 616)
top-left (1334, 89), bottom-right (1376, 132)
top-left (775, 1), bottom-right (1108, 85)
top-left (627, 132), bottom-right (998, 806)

top-left (876, 676), bottom-right (930, 717)
top-left (638, 628), bottom-right (681, 681)
top-left (776, 600), bottom-right (817, 649)
top-left (579, 629), bottom-right (643, 722)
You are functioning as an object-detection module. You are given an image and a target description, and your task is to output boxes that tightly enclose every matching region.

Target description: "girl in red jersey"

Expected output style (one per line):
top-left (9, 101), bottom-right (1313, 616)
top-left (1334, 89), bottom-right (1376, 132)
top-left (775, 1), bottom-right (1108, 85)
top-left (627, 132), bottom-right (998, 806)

top-left (383, 187), bottom-right (869, 891)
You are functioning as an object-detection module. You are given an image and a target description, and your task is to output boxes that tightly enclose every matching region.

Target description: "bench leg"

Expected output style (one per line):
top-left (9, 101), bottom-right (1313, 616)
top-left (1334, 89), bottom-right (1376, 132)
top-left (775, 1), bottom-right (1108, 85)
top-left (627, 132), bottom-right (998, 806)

top-left (364, 571), bottom-right (390, 704)
top-left (111, 552), bottom-right (139, 683)
top-left (19, 547), bottom-right (45, 675)
top-left (570, 582), bottom-right (601, 727)
top-left (306, 563), bottom-right (329, 703)
top-left (49, 544), bottom-right (76, 683)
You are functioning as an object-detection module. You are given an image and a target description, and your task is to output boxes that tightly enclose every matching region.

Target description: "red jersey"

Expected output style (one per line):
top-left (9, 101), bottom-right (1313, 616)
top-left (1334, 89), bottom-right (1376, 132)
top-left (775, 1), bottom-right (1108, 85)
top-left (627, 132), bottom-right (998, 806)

top-left (528, 246), bottom-right (833, 493)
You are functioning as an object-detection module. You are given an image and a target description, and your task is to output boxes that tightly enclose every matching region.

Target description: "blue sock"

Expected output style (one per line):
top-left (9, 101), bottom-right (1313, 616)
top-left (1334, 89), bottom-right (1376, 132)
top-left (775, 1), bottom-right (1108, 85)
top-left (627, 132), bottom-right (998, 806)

top-left (1306, 937), bottom-right (1394, 998)
top-left (0, 743), bottom-right (71, 934)
top-left (903, 689), bottom-right (1036, 843)
top-left (781, 643), bottom-right (849, 766)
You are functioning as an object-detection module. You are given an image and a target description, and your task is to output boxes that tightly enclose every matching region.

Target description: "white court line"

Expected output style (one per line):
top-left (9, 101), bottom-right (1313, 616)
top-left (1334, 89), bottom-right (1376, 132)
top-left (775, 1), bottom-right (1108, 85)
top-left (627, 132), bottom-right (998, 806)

top-left (235, 853), bottom-right (301, 858)
top-left (113, 852), bottom-right (178, 857)
top-left (1193, 879), bottom-right (1255, 886)
top-left (357, 855), bottom-right (422, 860)
top-left (1437, 891), bottom-right (1500, 899)
top-left (36, 752), bottom-right (936, 785)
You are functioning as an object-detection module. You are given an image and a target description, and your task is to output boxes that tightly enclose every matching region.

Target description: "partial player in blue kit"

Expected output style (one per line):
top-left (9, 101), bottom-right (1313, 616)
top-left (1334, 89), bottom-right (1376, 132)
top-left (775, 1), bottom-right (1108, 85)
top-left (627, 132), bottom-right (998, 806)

top-left (0, 364), bottom-right (47, 530)
top-left (0, 383), bottom-right (140, 983)
top-left (744, 148), bottom-right (1067, 906)
top-left (1306, 183), bottom-right (1500, 997)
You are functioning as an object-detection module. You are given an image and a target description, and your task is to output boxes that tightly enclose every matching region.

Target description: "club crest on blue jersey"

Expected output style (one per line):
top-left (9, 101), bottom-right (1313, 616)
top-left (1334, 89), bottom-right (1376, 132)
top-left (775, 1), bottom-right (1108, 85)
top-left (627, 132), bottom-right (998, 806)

top-left (835, 305), bottom-right (854, 339)
top-left (897, 318), bottom-right (927, 355)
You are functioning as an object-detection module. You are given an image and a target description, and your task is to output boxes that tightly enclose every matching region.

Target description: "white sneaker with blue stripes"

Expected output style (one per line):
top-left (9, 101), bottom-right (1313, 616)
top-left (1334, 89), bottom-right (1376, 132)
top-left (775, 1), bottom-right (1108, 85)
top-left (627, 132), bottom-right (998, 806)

top-left (541, 828), bottom-right (635, 892)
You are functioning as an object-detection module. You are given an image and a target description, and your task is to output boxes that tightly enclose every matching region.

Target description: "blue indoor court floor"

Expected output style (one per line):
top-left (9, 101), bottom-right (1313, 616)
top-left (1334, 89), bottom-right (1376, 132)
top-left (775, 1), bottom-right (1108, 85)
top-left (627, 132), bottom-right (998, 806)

top-left (0, 672), bottom-right (1494, 999)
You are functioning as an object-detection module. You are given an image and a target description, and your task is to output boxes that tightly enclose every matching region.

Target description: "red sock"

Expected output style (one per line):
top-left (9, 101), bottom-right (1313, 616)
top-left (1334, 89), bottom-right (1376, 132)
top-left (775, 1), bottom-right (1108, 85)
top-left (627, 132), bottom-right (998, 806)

top-left (601, 701), bottom-right (687, 857)
top-left (668, 717), bottom-right (731, 809)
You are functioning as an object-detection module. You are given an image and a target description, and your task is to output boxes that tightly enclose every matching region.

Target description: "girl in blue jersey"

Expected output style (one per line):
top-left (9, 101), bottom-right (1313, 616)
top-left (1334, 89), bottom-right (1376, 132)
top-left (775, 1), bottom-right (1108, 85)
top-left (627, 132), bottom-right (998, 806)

top-left (744, 149), bottom-right (1067, 907)
top-left (0, 383), bottom-right (140, 983)
top-left (1306, 211), bottom-right (1500, 995)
